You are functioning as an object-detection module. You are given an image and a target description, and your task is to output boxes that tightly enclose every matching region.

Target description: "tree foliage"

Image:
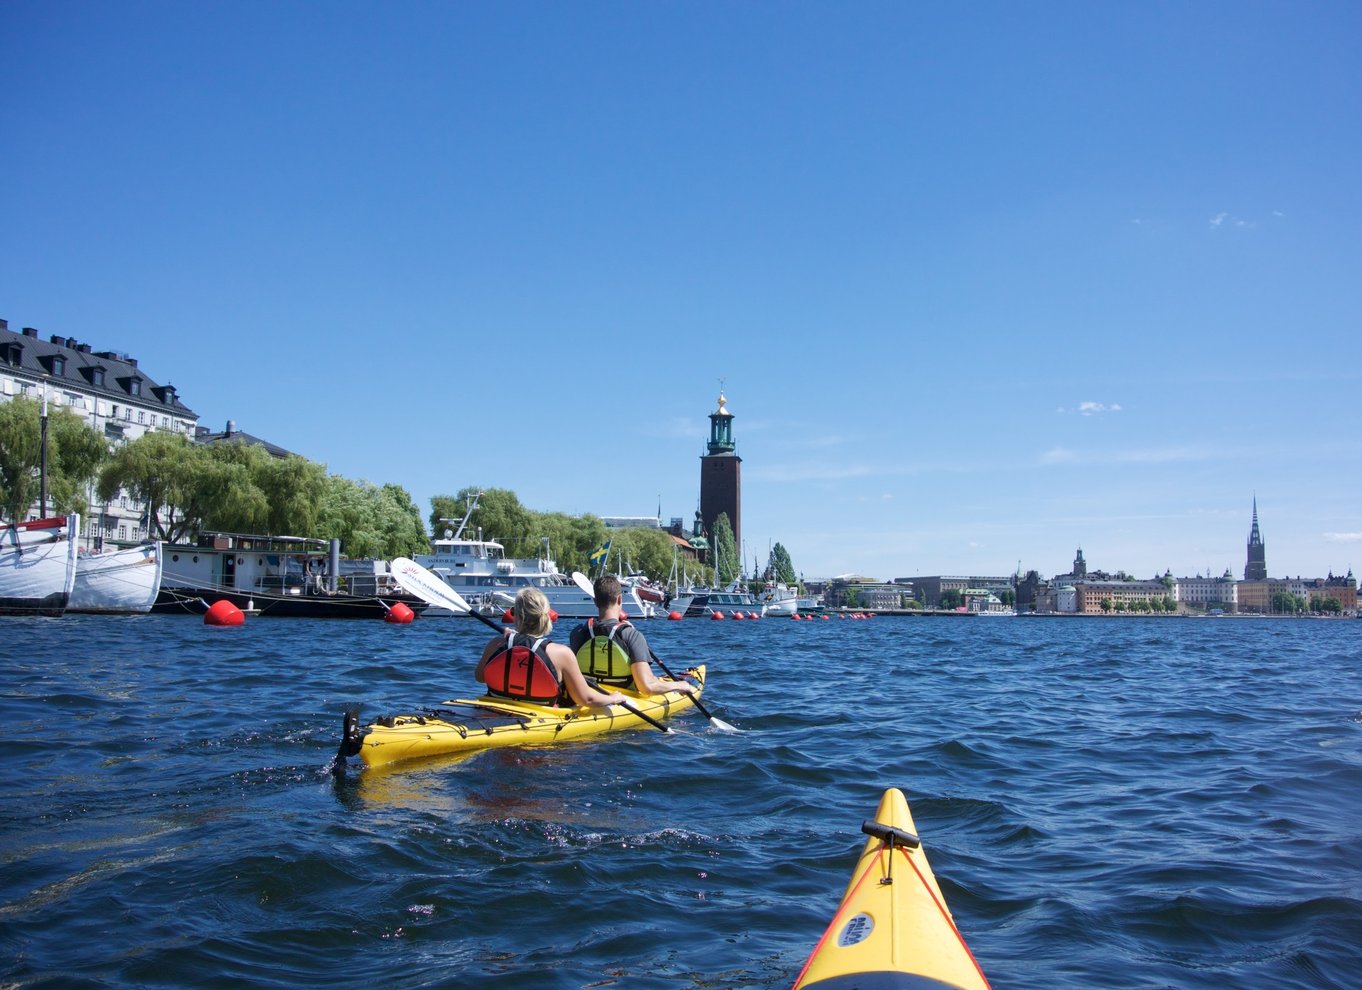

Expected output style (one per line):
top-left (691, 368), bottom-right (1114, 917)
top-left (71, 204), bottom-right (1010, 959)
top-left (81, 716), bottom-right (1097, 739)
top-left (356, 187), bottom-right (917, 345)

top-left (0, 396), bottom-right (108, 522)
top-left (318, 477), bottom-right (428, 558)
top-left (712, 512), bottom-right (739, 586)
top-left (764, 542), bottom-right (797, 584)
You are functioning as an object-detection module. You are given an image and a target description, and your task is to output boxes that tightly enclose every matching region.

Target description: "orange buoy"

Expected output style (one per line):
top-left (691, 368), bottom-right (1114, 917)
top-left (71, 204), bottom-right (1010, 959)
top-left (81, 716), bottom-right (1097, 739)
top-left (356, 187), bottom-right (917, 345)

top-left (502, 608), bottom-right (515, 622)
top-left (822, 614), bottom-right (830, 620)
top-left (204, 599), bottom-right (245, 626)
top-left (668, 610), bottom-right (683, 620)
top-left (385, 601), bottom-right (415, 624)
top-left (732, 612), bottom-right (745, 621)
top-left (710, 611), bottom-right (725, 620)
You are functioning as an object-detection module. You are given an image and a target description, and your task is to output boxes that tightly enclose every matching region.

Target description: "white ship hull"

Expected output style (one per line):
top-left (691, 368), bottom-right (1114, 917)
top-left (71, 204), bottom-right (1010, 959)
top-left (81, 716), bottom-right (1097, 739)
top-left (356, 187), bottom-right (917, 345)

top-left (69, 541), bottom-right (163, 614)
top-left (1, 515), bottom-right (79, 617)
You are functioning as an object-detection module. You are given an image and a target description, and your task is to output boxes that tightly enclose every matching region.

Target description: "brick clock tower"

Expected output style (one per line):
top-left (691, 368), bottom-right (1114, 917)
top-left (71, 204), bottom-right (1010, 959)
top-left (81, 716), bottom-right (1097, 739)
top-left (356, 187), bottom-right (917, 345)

top-left (699, 391), bottom-right (741, 553)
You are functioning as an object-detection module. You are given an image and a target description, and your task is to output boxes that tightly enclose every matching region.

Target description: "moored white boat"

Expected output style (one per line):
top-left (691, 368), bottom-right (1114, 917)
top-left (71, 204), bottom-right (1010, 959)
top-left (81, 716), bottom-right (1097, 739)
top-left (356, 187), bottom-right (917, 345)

top-left (682, 583), bottom-right (765, 617)
top-left (415, 497), bottom-right (654, 619)
top-left (69, 541), bottom-right (163, 614)
top-left (757, 580), bottom-right (799, 616)
top-left (0, 514), bottom-right (80, 617)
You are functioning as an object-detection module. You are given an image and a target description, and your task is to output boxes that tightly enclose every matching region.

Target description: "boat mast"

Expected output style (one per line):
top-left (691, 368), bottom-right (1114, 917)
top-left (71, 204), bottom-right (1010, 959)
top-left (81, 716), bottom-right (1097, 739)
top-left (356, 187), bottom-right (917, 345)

top-left (39, 378), bottom-right (49, 518)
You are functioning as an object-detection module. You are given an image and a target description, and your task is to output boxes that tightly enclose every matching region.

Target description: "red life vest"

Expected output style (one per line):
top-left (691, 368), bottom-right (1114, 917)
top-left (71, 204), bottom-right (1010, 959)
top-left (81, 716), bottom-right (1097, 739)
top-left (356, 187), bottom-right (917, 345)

top-left (484, 632), bottom-right (562, 705)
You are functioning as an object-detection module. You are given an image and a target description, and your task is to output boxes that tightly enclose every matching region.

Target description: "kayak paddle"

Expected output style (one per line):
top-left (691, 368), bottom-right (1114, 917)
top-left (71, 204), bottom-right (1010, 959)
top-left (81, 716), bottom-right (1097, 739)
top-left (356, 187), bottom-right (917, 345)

top-left (388, 557), bottom-right (668, 731)
top-left (572, 571), bottom-right (738, 732)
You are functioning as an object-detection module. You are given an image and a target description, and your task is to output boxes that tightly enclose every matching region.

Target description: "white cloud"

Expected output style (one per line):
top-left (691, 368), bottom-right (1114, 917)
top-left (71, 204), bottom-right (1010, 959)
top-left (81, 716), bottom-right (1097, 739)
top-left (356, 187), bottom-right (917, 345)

top-left (1210, 211), bottom-right (1255, 230)
top-left (1057, 401), bottom-right (1122, 415)
top-left (1323, 532), bottom-right (1362, 543)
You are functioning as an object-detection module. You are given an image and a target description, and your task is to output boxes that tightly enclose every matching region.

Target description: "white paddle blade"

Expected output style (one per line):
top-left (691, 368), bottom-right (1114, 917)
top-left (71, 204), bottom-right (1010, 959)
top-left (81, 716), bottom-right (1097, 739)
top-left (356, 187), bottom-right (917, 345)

top-left (571, 571), bottom-right (595, 598)
top-left (390, 557), bottom-right (473, 613)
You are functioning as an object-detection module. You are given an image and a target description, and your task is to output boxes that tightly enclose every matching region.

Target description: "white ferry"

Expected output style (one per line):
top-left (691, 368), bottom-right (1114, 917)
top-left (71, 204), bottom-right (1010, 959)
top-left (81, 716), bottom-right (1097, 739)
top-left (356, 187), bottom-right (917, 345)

top-left (414, 498), bottom-right (655, 620)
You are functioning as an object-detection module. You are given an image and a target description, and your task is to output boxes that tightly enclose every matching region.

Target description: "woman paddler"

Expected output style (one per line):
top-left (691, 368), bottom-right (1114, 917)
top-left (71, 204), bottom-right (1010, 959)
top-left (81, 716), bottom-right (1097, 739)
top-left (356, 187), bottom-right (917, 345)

top-left (475, 587), bottom-right (628, 708)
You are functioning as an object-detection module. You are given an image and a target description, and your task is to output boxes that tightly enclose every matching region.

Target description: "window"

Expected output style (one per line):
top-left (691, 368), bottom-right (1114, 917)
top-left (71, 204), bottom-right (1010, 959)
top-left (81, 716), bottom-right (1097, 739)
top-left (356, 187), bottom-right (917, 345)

top-left (92, 368), bottom-right (105, 387)
top-left (129, 378), bottom-right (141, 397)
top-left (137, 410), bottom-right (145, 424)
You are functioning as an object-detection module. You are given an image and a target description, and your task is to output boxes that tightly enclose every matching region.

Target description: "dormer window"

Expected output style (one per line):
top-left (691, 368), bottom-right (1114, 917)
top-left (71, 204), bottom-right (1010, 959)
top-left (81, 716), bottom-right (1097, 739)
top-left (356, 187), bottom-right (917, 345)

top-left (129, 378), bottom-right (141, 397)
top-left (92, 367), bottom-right (105, 387)
top-left (52, 355), bottom-right (66, 375)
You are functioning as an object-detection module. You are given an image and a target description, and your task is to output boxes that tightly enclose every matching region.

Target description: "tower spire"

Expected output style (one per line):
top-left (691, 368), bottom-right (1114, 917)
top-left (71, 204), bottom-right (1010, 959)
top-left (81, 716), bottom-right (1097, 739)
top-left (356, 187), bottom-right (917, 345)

top-left (1244, 496), bottom-right (1267, 580)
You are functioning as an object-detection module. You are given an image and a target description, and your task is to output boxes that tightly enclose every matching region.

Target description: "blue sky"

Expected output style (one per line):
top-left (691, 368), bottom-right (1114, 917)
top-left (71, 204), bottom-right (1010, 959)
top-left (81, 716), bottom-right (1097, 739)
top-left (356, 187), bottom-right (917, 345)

top-left (3, 2), bottom-right (1359, 582)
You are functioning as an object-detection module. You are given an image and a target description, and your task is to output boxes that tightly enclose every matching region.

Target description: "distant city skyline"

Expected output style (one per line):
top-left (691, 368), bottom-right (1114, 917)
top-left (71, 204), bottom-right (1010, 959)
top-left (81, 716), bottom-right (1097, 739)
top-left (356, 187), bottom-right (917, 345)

top-left (3, 4), bottom-right (1358, 580)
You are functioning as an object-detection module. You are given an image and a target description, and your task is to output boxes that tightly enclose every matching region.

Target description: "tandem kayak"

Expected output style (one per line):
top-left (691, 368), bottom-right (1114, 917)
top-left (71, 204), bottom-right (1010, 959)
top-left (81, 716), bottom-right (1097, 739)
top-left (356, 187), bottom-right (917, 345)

top-left (337, 665), bottom-right (706, 770)
top-left (792, 787), bottom-right (991, 990)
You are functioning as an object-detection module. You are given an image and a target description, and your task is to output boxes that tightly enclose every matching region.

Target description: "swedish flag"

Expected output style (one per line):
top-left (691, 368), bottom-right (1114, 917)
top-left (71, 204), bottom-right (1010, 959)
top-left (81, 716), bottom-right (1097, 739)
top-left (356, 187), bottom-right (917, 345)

top-left (589, 540), bottom-right (612, 568)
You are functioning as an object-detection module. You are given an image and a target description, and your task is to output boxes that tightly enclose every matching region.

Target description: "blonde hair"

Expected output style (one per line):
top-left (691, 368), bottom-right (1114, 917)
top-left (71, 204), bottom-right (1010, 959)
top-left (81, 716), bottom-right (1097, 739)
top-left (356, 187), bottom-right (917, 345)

top-left (512, 587), bottom-right (553, 637)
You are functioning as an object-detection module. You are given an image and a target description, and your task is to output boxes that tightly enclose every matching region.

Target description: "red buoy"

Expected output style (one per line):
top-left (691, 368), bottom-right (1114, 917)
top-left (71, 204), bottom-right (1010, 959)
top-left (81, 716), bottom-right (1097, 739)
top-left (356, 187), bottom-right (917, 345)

top-left (732, 611), bottom-right (745, 620)
top-left (502, 608), bottom-right (515, 622)
top-left (204, 599), bottom-right (245, 627)
top-left (710, 611), bottom-right (725, 620)
top-left (668, 610), bottom-right (683, 620)
top-left (385, 601), bottom-right (415, 624)
top-left (549, 609), bottom-right (559, 622)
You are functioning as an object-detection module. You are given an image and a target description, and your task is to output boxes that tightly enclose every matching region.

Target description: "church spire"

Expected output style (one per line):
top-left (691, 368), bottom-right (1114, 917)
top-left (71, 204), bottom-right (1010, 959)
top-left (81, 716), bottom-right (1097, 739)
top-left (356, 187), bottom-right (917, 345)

top-left (1244, 496), bottom-right (1267, 580)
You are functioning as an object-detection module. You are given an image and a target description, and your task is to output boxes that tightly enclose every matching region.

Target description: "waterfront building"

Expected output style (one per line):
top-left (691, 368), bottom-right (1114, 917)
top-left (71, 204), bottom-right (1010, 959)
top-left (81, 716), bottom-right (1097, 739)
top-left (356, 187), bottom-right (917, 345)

top-left (1306, 572), bottom-right (1358, 612)
top-left (1176, 571), bottom-right (1239, 612)
top-left (1073, 579), bottom-right (1172, 613)
top-left (824, 575), bottom-right (910, 609)
top-left (0, 319), bottom-right (198, 546)
top-left (699, 391), bottom-right (741, 552)
top-left (909, 574), bottom-right (1015, 609)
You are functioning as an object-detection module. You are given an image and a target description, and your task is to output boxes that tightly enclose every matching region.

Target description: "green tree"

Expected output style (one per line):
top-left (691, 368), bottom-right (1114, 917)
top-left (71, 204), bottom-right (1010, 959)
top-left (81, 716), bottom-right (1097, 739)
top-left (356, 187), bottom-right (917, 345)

top-left (99, 431), bottom-right (193, 541)
top-left (765, 542), bottom-right (797, 584)
top-left (0, 398), bottom-right (43, 522)
top-left (1100, 597), bottom-right (1113, 613)
top-left (318, 477), bottom-right (428, 558)
top-left (712, 512), bottom-right (739, 586)
top-left (0, 397), bottom-right (107, 522)
top-left (939, 589), bottom-right (962, 610)
top-left (48, 407), bottom-right (109, 517)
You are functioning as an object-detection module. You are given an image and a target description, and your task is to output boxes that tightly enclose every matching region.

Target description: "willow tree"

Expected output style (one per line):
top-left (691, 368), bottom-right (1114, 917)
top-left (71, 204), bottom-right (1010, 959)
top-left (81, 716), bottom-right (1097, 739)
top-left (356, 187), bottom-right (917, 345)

top-left (318, 477), bottom-right (428, 558)
top-left (0, 396), bottom-right (107, 522)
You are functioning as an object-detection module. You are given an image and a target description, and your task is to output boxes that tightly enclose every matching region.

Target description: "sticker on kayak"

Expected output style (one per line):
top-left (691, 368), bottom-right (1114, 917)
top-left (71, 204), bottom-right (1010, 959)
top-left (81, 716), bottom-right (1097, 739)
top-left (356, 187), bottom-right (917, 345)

top-left (837, 912), bottom-right (874, 947)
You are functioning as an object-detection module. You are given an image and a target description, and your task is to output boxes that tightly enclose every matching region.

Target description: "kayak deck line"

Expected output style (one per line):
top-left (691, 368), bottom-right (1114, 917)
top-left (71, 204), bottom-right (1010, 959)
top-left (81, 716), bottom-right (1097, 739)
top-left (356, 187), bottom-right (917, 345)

top-left (338, 664), bottom-right (706, 770)
top-left (792, 787), bottom-right (991, 990)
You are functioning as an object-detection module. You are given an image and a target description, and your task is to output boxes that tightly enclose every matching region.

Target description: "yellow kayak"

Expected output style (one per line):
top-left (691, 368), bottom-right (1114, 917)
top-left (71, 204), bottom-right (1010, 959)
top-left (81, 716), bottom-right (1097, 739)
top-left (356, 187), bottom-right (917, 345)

top-left (337, 665), bottom-right (705, 770)
top-left (793, 787), bottom-right (991, 990)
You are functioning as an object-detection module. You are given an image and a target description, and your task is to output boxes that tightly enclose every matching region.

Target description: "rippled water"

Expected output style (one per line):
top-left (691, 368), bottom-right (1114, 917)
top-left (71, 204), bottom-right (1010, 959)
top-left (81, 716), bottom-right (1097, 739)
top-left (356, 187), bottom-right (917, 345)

top-left (2, 613), bottom-right (1359, 988)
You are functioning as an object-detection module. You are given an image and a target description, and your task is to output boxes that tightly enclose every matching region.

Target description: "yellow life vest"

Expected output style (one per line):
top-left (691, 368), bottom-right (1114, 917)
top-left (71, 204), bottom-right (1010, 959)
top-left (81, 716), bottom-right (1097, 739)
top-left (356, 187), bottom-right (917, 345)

top-left (575, 618), bottom-right (636, 686)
